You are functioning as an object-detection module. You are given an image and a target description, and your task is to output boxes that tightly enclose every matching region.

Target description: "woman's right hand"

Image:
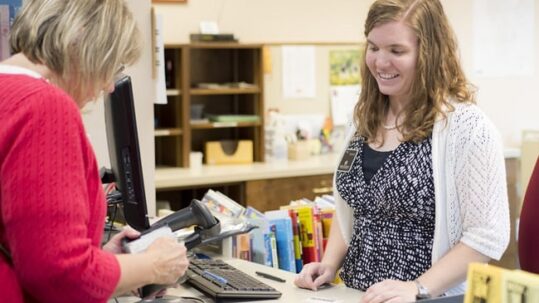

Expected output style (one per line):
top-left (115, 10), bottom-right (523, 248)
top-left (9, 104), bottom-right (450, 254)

top-left (294, 262), bottom-right (336, 291)
top-left (144, 237), bottom-right (189, 285)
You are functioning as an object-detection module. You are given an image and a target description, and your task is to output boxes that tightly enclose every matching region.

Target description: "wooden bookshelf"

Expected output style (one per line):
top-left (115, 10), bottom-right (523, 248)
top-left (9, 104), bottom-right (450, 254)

top-left (154, 43), bottom-right (265, 167)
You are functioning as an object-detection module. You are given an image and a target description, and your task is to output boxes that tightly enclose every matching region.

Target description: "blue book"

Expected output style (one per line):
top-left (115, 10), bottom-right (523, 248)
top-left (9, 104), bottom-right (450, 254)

top-left (246, 217), bottom-right (272, 267)
top-left (265, 210), bottom-right (296, 273)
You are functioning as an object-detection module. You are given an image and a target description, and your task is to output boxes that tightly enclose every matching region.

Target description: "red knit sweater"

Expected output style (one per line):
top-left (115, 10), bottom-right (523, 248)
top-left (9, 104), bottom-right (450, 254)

top-left (0, 74), bottom-right (120, 302)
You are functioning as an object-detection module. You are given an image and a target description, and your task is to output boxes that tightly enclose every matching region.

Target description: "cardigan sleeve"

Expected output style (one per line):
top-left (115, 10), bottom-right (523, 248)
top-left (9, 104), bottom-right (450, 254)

top-left (1, 88), bottom-right (120, 302)
top-left (334, 122), bottom-right (357, 245)
top-left (453, 106), bottom-right (510, 260)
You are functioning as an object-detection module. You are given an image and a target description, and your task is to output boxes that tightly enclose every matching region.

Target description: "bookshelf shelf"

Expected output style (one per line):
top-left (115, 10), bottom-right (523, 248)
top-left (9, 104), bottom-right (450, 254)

top-left (166, 89), bottom-right (181, 96)
top-left (155, 43), bottom-right (265, 168)
top-left (155, 128), bottom-right (182, 137)
top-left (191, 121), bottom-right (261, 129)
top-left (190, 87), bottom-right (260, 95)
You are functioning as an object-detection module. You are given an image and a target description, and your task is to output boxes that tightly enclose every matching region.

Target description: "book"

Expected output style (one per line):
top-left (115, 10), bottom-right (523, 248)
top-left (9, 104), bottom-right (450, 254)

top-left (208, 115), bottom-right (260, 123)
top-left (265, 210), bottom-right (296, 273)
top-left (245, 216), bottom-right (272, 267)
top-left (320, 209), bottom-right (334, 251)
top-left (190, 33), bottom-right (237, 42)
top-left (281, 204), bottom-right (320, 264)
top-left (288, 209), bottom-right (303, 273)
top-left (312, 206), bottom-right (324, 261)
top-left (201, 189), bottom-right (245, 218)
top-left (269, 224), bottom-right (279, 269)
top-left (236, 233), bottom-right (251, 261)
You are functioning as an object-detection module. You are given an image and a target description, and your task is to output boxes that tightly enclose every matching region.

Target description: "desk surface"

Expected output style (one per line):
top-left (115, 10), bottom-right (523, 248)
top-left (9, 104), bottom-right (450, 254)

top-left (155, 153), bottom-right (340, 190)
top-left (155, 149), bottom-right (520, 190)
top-left (112, 258), bottom-right (364, 303)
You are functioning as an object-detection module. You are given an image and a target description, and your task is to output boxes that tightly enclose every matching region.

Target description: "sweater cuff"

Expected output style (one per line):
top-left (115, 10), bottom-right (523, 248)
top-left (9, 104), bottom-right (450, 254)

top-left (93, 250), bottom-right (121, 300)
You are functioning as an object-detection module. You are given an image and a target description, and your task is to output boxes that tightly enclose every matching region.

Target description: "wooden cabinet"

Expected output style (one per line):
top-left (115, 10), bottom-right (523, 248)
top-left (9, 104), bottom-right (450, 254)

top-left (154, 43), bottom-right (265, 168)
top-left (245, 174), bottom-right (334, 212)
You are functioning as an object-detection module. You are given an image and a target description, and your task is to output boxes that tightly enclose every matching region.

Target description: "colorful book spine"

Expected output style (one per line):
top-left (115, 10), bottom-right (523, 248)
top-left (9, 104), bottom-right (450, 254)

top-left (246, 217), bottom-right (272, 267)
top-left (269, 224), bottom-right (279, 269)
top-left (265, 210), bottom-right (296, 273)
top-left (320, 209), bottom-right (334, 251)
top-left (288, 209), bottom-right (303, 273)
top-left (313, 206), bottom-right (324, 261)
top-left (282, 204), bottom-right (319, 264)
top-left (236, 233), bottom-right (251, 261)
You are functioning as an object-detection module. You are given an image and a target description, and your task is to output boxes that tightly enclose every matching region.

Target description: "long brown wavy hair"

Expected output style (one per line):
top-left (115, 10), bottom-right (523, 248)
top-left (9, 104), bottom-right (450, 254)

top-left (355, 0), bottom-right (475, 143)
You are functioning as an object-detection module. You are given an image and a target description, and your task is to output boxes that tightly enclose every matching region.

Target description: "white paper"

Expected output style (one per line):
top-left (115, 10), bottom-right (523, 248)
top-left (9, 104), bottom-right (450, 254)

top-left (282, 46), bottom-right (316, 99)
top-left (330, 85), bottom-right (360, 126)
top-left (473, 0), bottom-right (535, 77)
top-left (303, 297), bottom-right (343, 303)
top-left (154, 14), bottom-right (167, 104)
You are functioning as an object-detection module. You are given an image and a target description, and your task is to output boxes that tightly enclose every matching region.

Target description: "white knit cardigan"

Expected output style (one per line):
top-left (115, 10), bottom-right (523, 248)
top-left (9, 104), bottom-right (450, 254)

top-left (334, 102), bottom-right (510, 295)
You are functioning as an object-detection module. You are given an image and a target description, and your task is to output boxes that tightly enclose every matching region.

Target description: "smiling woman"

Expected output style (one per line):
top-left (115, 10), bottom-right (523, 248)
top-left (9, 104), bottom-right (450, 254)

top-left (294, 1), bottom-right (510, 302)
top-left (365, 21), bottom-right (418, 108)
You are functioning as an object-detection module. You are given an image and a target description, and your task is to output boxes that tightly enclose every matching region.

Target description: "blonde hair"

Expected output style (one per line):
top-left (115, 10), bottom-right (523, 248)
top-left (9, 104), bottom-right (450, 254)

top-left (10, 0), bottom-right (142, 104)
top-left (355, 0), bottom-right (475, 143)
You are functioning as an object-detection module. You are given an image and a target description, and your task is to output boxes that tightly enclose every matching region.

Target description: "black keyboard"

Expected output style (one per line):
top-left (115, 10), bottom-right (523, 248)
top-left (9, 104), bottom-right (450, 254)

top-left (185, 259), bottom-right (282, 300)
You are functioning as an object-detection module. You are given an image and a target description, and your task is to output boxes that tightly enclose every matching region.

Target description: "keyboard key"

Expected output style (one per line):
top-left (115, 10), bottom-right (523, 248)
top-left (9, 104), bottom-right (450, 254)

top-left (185, 259), bottom-right (282, 299)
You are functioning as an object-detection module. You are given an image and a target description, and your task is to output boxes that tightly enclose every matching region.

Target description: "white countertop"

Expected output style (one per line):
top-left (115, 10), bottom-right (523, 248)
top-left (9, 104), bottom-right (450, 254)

top-left (155, 148), bottom-right (520, 190)
top-left (155, 153), bottom-right (340, 189)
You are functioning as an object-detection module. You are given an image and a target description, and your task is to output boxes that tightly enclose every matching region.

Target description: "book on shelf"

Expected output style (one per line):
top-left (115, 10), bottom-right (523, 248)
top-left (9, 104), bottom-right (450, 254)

top-left (243, 207), bottom-right (273, 267)
top-left (269, 224), bottom-right (279, 269)
top-left (280, 204), bottom-right (320, 264)
top-left (201, 189), bottom-right (245, 218)
top-left (235, 233), bottom-right (251, 261)
top-left (265, 209), bottom-right (296, 273)
top-left (207, 115), bottom-right (260, 123)
top-left (319, 208), bottom-right (334, 251)
top-left (288, 209), bottom-right (304, 272)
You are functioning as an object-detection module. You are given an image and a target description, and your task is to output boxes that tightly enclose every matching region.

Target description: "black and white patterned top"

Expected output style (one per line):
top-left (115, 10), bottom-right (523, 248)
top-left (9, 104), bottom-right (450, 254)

top-left (336, 135), bottom-right (435, 290)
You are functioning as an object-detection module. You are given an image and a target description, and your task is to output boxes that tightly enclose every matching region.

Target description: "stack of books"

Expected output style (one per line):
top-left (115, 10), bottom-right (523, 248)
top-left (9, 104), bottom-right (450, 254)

top-left (200, 188), bottom-right (335, 274)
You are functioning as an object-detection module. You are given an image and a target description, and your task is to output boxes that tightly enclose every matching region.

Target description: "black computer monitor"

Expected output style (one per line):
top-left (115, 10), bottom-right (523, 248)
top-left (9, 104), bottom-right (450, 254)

top-left (104, 74), bottom-right (150, 232)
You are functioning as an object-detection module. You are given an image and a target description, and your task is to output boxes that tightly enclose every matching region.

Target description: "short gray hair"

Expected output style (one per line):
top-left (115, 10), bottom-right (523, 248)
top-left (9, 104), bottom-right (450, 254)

top-left (10, 0), bottom-right (142, 103)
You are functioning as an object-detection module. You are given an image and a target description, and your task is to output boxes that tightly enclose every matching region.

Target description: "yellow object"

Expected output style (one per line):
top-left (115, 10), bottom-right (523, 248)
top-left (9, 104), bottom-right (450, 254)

top-left (205, 140), bottom-right (253, 165)
top-left (288, 141), bottom-right (310, 160)
top-left (504, 270), bottom-right (539, 303)
top-left (464, 263), bottom-right (504, 303)
top-left (464, 263), bottom-right (539, 303)
top-left (262, 46), bottom-right (272, 74)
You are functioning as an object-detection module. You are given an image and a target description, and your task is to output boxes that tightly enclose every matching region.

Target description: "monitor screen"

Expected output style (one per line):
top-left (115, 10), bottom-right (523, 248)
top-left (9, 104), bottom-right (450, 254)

top-left (104, 75), bottom-right (150, 231)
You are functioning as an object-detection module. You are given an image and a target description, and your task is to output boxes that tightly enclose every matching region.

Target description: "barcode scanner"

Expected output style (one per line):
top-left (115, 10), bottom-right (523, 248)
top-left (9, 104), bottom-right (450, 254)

top-left (122, 199), bottom-right (221, 299)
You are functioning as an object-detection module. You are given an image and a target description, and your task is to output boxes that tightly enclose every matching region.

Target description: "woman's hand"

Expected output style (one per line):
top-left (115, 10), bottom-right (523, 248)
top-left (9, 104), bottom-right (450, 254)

top-left (294, 262), bottom-right (337, 291)
top-left (103, 226), bottom-right (141, 254)
top-left (145, 237), bottom-right (189, 285)
top-left (361, 280), bottom-right (416, 303)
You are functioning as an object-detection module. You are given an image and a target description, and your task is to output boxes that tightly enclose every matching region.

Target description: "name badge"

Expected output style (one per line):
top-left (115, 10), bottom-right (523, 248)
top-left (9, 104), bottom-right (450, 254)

top-left (337, 149), bottom-right (358, 172)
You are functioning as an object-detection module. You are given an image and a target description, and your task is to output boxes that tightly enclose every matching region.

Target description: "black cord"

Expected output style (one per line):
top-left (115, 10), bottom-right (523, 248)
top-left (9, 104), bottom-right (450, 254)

top-left (113, 298), bottom-right (119, 303)
top-left (106, 203), bottom-right (119, 242)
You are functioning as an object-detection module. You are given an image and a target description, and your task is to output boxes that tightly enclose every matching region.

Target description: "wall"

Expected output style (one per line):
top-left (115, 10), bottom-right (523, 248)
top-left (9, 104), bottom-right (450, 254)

top-left (82, 0), bottom-right (157, 217)
top-left (154, 0), bottom-right (539, 148)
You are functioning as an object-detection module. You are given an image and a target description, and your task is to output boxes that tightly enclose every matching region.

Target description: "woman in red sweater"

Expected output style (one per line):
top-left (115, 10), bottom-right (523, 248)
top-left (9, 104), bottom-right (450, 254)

top-left (0, 1), bottom-right (188, 302)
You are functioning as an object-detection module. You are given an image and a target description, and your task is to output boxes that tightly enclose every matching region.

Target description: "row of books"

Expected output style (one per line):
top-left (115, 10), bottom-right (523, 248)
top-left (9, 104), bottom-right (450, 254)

top-left (200, 189), bottom-right (335, 274)
top-left (465, 263), bottom-right (539, 303)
